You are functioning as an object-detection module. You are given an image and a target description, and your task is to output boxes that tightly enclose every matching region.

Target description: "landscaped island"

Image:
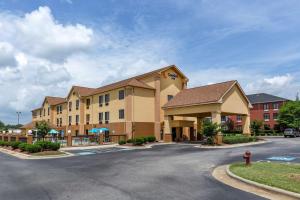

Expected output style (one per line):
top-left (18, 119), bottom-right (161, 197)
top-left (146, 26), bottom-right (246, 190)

top-left (230, 162), bottom-right (300, 194)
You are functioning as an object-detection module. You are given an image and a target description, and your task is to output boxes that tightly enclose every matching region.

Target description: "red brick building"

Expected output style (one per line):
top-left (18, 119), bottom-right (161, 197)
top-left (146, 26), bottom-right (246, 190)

top-left (229, 93), bottom-right (289, 130)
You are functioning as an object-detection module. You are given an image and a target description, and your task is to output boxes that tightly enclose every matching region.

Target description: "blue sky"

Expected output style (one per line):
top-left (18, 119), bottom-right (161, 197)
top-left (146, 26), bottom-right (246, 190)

top-left (0, 0), bottom-right (299, 124)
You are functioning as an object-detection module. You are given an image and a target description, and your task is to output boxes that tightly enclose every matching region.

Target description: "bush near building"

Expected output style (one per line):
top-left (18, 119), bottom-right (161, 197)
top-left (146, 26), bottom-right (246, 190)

top-left (223, 135), bottom-right (257, 144)
top-left (0, 140), bottom-right (60, 154)
top-left (119, 136), bottom-right (156, 146)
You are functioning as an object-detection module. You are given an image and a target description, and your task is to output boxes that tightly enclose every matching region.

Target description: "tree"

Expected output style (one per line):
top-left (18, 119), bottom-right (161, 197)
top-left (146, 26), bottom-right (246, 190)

top-left (35, 120), bottom-right (50, 139)
top-left (278, 101), bottom-right (300, 129)
top-left (202, 119), bottom-right (221, 144)
top-left (250, 120), bottom-right (263, 135)
top-left (223, 118), bottom-right (234, 132)
top-left (0, 120), bottom-right (5, 130)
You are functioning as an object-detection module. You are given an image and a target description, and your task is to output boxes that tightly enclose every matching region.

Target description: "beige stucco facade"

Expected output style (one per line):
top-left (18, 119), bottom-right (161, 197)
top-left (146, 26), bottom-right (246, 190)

top-left (25, 65), bottom-right (251, 142)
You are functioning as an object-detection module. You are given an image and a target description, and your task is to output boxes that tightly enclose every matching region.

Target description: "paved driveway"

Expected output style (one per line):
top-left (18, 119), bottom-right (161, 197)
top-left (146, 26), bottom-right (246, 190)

top-left (0, 138), bottom-right (299, 200)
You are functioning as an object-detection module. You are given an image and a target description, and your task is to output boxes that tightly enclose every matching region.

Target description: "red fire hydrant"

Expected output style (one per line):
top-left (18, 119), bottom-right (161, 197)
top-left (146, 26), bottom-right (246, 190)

top-left (243, 151), bottom-right (251, 166)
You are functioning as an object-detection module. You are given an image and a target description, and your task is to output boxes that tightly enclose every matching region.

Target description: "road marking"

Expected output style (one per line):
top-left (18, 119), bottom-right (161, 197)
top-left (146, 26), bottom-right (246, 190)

top-left (267, 156), bottom-right (296, 161)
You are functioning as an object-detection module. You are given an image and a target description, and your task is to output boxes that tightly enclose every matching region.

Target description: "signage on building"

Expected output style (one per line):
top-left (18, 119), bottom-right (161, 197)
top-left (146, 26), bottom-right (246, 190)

top-left (168, 72), bottom-right (178, 80)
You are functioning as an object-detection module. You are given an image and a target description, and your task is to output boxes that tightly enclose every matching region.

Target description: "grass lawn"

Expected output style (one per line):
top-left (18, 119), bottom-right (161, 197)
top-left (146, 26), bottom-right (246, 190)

top-left (230, 162), bottom-right (300, 193)
top-left (31, 151), bottom-right (66, 156)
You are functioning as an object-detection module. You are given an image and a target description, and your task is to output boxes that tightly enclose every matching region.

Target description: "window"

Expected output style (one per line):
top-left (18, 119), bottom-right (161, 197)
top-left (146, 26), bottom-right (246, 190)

top-left (99, 95), bottom-right (103, 107)
top-left (273, 113), bottom-right (278, 120)
top-left (105, 94), bottom-right (110, 105)
top-left (60, 105), bottom-right (62, 114)
top-left (86, 114), bottom-right (90, 124)
top-left (68, 116), bottom-right (72, 125)
top-left (273, 103), bottom-right (279, 110)
top-left (263, 103), bottom-right (269, 111)
top-left (119, 109), bottom-right (125, 119)
top-left (167, 95), bottom-right (174, 101)
top-left (43, 108), bottom-right (45, 116)
top-left (119, 90), bottom-right (125, 100)
top-left (56, 118), bottom-right (59, 127)
top-left (85, 129), bottom-right (88, 135)
top-left (76, 115), bottom-right (79, 125)
top-left (236, 115), bottom-right (242, 122)
top-left (98, 112), bottom-right (103, 123)
top-left (86, 98), bottom-right (90, 109)
top-left (105, 112), bottom-right (109, 123)
top-left (75, 130), bottom-right (79, 136)
top-left (56, 106), bottom-right (59, 114)
top-left (69, 101), bottom-right (72, 112)
top-left (264, 113), bottom-right (270, 121)
top-left (39, 110), bottom-right (42, 117)
top-left (60, 118), bottom-right (62, 127)
top-left (76, 99), bottom-right (80, 110)
top-left (221, 116), bottom-right (227, 123)
top-left (47, 106), bottom-right (50, 116)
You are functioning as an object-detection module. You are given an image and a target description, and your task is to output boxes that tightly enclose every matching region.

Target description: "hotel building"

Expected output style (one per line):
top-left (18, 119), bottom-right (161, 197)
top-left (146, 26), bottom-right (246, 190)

top-left (22, 65), bottom-right (252, 142)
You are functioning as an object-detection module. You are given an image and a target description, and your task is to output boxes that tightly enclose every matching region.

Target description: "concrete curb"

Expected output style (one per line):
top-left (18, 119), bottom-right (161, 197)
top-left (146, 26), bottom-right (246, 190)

top-left (226, 165), bottom-right (300, 199)
top-left (0, 148), bottom-right (74, 160)
top-left (196, 140), bottom-right (270, 149)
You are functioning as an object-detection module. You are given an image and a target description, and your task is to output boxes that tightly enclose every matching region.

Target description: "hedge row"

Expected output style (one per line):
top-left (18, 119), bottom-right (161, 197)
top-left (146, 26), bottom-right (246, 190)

top-left (223, 135), bottom-right (257, 144)
top-left (0, 140), bottom-right (60, 153)
top-left (119, 136), bottom-right (156, 146)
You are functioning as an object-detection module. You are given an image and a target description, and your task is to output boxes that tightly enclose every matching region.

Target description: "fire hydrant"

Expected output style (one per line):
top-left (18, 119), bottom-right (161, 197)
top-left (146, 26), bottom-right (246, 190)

top-left (243, 151), bottom-right (251, 166)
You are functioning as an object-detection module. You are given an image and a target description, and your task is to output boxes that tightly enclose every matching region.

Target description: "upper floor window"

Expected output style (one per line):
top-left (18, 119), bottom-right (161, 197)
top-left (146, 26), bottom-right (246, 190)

top-left (60, 118), bottom-right (62, 126)
top-left (105, 94), bottom-right (110, 105)
top-left (86, 114), bottom-right (90, 124)
top-left (167, 95), bottom-right (174, 101)
top-left (56, 118), bottom-right (59, 127)
top-left (119, 109), bottom-right (125, 119)
top-left (68, 116), bottom-right (72, 125)
top-left (47, 106), bottom-right (50, 116)
top-left (69, 101), bottom-right (72, 112)
top-left (263, 103), bottom-right (269, 111)
top-left (273, 103), bottom-right (279, 110)
top-left (60, 105), bottom-right (62, 114)
top-left (39, 110), bottom-right (42, 117)
top-left (119, 90), bottom-right (125, 100)
top-left (86, 98), bottom-right (91, 109)
top-left (236, 115), bottom-right (242, 122)
top-left (56, 106), bottom-right (59, 114)
top-left (264, 113), bottom-right (270, 121)
top-left (273, 113), bottom-right (278, 120)
top-left (105, 111), bottom-right (110, 123)
top-left (76, 100), bottom-right (80, 110)
top-left (98, 112), bottom-right (103, 123)
top-left (43, 108), bottom-right (45, 116)
top-left (99, 95), bottom-right (103, 107)
top-left (76, 115), bottom-right (79, 125)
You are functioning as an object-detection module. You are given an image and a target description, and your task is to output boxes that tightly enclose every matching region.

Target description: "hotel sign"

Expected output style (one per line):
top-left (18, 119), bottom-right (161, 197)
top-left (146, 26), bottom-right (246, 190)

top-left (168, 72), bottom-right (178, 80)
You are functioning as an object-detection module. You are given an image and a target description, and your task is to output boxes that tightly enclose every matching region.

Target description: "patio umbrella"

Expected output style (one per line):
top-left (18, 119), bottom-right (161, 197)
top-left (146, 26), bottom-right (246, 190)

top-left (97, 128), bottom-right (109, 134)
top-left (48, 129), bottom-right (59, 134)
top-left (88, 128), bottom-right (99, 133)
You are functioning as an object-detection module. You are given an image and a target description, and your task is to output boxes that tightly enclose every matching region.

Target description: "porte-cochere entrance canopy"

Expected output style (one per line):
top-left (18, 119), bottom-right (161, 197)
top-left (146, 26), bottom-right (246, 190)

top-left (162, 80), bottom-right (252, 142)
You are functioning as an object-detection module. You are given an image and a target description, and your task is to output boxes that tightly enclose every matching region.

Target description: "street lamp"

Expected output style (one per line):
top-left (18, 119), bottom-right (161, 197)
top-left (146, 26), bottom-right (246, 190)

top-left (16, 112), bottom-right (21, 125)
top-left (67, 130), bottom-right (71, 135)
top-left (28, 130), bottom-right (32, 135)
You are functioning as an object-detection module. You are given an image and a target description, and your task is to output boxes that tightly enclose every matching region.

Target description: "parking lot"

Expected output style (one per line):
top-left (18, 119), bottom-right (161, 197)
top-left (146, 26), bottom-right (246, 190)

top-left (0, 137), bottom-right (300, 200)
top-left (67, 147), bottom-right (133, 156)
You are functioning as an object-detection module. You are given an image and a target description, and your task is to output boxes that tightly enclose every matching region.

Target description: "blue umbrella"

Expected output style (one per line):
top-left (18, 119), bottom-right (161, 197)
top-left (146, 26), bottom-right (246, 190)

top-left (88, 128), bottom-right (99, 133)
top-left (48, 129), bottom-right (59, 134)
top-left (98, 128), bottom-right (109, 132)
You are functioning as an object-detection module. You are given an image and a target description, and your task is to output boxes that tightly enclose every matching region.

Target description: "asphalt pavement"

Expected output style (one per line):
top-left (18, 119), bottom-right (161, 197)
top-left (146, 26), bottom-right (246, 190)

top-left (0, 137), bottom-right (299, 200)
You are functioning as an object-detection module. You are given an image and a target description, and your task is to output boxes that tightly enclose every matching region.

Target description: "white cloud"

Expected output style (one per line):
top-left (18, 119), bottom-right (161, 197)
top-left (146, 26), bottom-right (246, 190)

top-left (263, 74), bottom-right (293, 87)
top-left (0, 6), bottom-right (172, 124)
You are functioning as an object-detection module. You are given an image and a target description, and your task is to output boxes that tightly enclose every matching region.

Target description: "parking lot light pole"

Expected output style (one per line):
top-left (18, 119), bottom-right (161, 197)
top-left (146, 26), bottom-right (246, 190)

top-left (16, 112), bottom-right (21, 125)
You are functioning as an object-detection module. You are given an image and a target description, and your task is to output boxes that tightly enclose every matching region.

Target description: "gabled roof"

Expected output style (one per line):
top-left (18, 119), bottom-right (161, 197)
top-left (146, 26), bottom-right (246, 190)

top-left (82, 65), bottom-right (186, 96)
top-left (246, 93), bottom-right (289, 104)
top-left (66, 85), bottom-right (96, 98)
top-left (163, 80), bottom-right (238, 108)
top-left (45, 96), bottom-right (66, 106)
top-left (20, 121), bottom-right (56, 129)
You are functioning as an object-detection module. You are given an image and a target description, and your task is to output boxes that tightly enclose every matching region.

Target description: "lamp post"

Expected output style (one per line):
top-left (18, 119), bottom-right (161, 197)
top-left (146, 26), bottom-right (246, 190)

top-left (28, 130), bottom-right (32, 135)
top-left (67, 130), bottom-right (71, 135)
top-left (16, 112), bottom-right (21, 125)
top-left (8, 130), bottom-right (12, 134)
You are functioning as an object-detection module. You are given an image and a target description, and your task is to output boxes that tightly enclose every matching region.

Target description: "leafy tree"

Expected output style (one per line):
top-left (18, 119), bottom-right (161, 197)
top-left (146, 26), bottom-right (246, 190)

top-left (35, 120), bottom-right (50, 139)
top-left (202, 119), bottom-right (220, 144)
top-left (0, 120), bottom-right (5, 130)
top-left (223, 118), bottom-right (235, 132)
top-left (278, 101), bottom-right (300, 129)
top-left (250, 120), bottom-right (263, 135)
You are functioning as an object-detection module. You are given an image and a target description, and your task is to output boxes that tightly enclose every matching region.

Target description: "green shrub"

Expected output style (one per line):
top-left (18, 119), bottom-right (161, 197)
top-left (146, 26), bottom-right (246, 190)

top-left (18, 143), bottom-right (28, 152)
top-left (35, 141), bottom-right (60, 151)
top-left (126, 139), bottom-right (133, 143)
top-left (223, 135), bottom-right (257, 144)
top-left (206, 137), bottom-right (214, 145)
top-left (25, 144), bottom-right (42, 153)
top-left (146, 136), bottom-right (156, 142)
top-left (0, 141), bottom-right (6, 147)
top-left (133, 138), bottom-right (144, 146)
top-left (49, 142), bottom-right (60, 151)
top-left (11, 141), bottom-right (22, 150)
top-left (118, 140), bottom-right (126, 145)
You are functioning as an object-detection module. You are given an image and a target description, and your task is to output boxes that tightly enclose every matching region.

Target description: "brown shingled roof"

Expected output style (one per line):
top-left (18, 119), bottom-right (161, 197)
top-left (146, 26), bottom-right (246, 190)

top-left (21, 121), bottom-right (56, 129)
top-left (163, 80), bottom-right (237, 108)
top-left (46, 96), bottom-right (66, 105)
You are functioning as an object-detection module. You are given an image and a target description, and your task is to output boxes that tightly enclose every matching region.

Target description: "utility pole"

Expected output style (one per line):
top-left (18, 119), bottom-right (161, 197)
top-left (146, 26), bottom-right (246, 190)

top-left (16, 112), bottom-right (21, 125)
